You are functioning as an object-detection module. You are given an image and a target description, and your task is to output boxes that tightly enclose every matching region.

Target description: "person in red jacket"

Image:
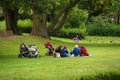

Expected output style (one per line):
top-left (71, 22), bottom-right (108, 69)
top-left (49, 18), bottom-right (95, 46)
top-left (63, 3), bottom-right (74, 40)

top-left (80, 46), bottom-right (89, 56)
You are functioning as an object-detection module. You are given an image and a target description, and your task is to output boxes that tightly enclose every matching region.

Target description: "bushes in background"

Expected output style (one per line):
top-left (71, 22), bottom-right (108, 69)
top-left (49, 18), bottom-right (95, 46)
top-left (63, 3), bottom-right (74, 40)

top-left (86, 15), bottom-right (120, 36)
top-left (53, 26), bottom-right (87, 39)
top-left (17, 19), bottom-right (32, 33)
top-left (86, 24), bottom-right (120, 36)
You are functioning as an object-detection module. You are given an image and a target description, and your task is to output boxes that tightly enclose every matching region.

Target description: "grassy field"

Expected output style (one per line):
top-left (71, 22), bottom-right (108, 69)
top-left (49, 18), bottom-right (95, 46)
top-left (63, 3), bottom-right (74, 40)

top-left (0, 35), bottom-right (120, 80)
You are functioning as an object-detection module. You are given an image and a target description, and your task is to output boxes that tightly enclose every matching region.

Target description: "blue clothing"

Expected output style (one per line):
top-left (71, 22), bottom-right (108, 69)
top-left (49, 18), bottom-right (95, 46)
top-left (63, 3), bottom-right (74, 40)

top-left (73, 48), bottom-right (81, 56)
top-left (60, 48), bottom-right (69, 57)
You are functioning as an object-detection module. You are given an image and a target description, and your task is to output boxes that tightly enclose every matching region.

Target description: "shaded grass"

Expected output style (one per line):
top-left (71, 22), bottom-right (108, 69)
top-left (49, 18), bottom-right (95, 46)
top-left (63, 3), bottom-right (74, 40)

top-left (0, 35), bottom-right (120, 80)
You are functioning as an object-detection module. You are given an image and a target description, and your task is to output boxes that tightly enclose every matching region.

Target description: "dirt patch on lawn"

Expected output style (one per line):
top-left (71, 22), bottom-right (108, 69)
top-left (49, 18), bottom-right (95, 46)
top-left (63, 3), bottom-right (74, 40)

top-left (0, 35), bottom-right (22, 39)
top-left (0, 30), bottom-right (22, 39)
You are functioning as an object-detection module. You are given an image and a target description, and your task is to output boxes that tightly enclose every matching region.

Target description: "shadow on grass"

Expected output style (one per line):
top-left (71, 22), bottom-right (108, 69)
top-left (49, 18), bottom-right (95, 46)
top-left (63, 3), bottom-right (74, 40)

top-left (74, 72), bottom-right (120, 80)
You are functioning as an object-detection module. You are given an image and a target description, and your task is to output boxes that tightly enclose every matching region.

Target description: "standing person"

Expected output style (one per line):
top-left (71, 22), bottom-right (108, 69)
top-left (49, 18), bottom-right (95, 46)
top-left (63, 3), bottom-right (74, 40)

top-left (72, 45), bottom-right (81, 56)
top-left (60, 46), bottom-right (69, 57)
top-left (45, 42), bottom-right (54, 55)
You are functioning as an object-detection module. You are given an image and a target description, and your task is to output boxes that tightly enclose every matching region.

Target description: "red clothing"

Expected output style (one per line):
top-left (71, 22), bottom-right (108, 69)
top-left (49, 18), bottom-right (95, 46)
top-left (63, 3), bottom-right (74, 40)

top-left (45, 42), bottom-right (51, 48)
top-left (45, 42), bottom-right (54, 55)
top-left (81, 47), bottom-right (89, 56)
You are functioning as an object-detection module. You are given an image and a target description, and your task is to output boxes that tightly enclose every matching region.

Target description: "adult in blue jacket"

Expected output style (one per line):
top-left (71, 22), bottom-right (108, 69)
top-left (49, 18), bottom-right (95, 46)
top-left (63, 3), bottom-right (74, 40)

top-left (60, 46), bottom-right (69, 57)
top-left (73, 45), bottom-right (81, 56)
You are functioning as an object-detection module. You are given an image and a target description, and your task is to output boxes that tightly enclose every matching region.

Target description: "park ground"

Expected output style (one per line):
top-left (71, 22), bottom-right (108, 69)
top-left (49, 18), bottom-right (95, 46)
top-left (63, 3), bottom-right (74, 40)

top-left (0, 35), bottom-right (120, 80)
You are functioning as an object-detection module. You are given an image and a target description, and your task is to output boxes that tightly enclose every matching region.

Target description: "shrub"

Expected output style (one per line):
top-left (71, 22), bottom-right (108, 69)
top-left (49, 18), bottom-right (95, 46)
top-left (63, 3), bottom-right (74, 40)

top-left (86, 24), bottom-right (120, 36)
top-left (53, 26), bottom-right (87, 39)
top-left (18, 19), bottom-right (32, 33)
top-left (0, 20), bottom-right (6, 31)
top-left (86, 15), bottom-right (120, 36)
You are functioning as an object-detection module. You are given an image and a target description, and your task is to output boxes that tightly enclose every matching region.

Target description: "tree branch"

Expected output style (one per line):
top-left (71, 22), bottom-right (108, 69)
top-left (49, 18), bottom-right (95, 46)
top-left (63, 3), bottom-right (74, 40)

top-left (47, 0), bottom-right (80, 33)
top-left (49, 10), bottom-right (69, 35)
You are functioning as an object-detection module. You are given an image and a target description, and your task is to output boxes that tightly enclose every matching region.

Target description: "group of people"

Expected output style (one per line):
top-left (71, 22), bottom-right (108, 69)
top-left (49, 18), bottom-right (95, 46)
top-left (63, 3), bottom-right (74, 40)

top-left (18, 41), bottom-right (90, 58)
top-left (45, 42), bottom-right (90, 58)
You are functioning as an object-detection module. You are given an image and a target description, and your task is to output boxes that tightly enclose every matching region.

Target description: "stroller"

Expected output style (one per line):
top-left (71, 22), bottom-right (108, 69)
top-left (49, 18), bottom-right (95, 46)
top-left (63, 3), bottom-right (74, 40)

top-left (18, 43), bottom-right (41, 58)
top-left (45, 42), bottom-right (54, 56)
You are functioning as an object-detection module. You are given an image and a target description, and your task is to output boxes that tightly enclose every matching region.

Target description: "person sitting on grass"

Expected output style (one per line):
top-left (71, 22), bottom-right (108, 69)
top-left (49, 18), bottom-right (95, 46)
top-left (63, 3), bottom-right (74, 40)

top-left (54, 45), bottom-right (62, 58)
top-left (60, 46), bottom-right (69, 57)
top-left (72, 45), bottom-right (81, 56)
top-left (55, 45), bottom-right (62, 53)
top-left (80, 46), bottom-right (89, 56)
top-left (18, 43), bottom-right (29, 58)
top-left (78, 45), bottom-right (94, 56)
top-left (45, 41), bottom-right (54, 56)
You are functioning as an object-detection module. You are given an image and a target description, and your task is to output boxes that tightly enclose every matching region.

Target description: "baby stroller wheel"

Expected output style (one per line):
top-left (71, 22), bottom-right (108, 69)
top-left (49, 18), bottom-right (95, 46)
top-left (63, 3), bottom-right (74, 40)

top-left (18, 53), bottom-right (23, 58)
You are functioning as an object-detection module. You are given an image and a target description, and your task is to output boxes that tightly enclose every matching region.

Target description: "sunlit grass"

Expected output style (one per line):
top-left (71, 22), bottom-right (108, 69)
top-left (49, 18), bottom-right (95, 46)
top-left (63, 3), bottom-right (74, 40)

top-left (0, 35), bottom-right (120, 80)
top-left (0, 20), bottom-right (6, 31)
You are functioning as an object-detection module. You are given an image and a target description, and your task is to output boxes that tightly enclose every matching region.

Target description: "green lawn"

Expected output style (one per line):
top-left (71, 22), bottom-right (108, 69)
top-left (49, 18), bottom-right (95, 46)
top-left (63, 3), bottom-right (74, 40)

top-left (0, 35), bottom-right (120, 80)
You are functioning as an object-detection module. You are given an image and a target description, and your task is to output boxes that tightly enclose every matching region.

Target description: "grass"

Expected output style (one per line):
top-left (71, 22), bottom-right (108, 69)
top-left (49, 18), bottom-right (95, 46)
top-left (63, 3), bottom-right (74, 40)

top-left (0, 35), bottom-right (120, 80)
top-left (0, 20), bottom-right (6, 31)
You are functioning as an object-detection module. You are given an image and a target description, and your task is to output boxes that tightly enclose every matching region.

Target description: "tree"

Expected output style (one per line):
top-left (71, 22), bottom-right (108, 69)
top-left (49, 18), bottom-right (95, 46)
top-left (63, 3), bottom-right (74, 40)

top-left (0, 0), bottom-right (80, 38)
top-left (0, 0), bottom-right (19, 34)
top-left (110, 0), bottom-right (120, 24)
top-left (78, 0), bottom-right (112, 23)
top-left (31, 0), bottom-right (81, 38)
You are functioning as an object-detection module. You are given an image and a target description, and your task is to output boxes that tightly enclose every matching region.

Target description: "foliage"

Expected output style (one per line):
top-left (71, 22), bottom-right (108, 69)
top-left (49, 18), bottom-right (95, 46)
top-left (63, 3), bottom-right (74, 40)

top-left (0, 7), bottom-right (4, 20)
top-left (0, 20), bottom-right (5, 31)
top-left (53, 25), bottom-right (87, 39)
top-left (17, 19), bottom-right (32, 33)
top-left (78, 0), bottom-right (118, 24)
top-left (18, 7), bottom-right (32, 19)
top-left (86, 15), bottom-right (120, 36)
top-left (0, 35), bottom-right (120, 80)
top-left (0, 0), bottom-right (120, 37)
top-left (64, 6), bottom-right (88, 28)
top-left (110, 0), bottom-right (120, 12)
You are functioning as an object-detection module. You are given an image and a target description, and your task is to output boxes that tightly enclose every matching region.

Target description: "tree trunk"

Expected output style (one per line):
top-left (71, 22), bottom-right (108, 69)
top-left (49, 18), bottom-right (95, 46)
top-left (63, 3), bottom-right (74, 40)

top-left (3, 6), bottom-right (11, 30)
top-left (117, 10), bottom-right (120, 24)
top-left (114, 10), bottom-right (119, 24)
top-left (3, 6), bottom-right (19, 34)
top-left (31, 0), bottom-right (80, 38)
top-left (31, 9), bottom-right (49, 38)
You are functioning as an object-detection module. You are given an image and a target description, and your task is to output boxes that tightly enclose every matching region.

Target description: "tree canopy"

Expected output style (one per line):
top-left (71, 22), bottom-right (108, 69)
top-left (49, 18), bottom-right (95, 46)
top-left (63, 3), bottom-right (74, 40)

top-left (0, 0), bottom-right (120, 38)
